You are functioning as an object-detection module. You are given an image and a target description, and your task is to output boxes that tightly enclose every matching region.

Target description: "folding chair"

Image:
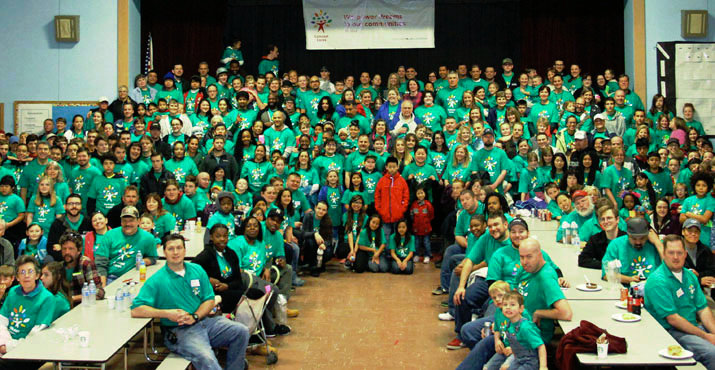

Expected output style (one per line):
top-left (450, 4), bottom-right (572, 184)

top-left (231, 273), bottom-right (278, 365)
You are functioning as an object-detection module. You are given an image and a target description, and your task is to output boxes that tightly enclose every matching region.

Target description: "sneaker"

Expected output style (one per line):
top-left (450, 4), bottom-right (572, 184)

top-left (274, 324), bottom-right (291, 336)
top-left (432, 286), bottom-right (446, 295)
top-left (438, 312), bottom-right (454, 321)
top-left (292, 278), bottom-right (305, 287)
top-left (414, 256), bottom-right (421, 263)
top-left (446, 338), bottom-right (465, 350)
top-left (265, 332), bottom-right (276, 339)
top-left (287, 308), bottom-right (300, 318)
top-left (423, 256), bottom-right (431, 264)
top-left (434, 261), bottom-right (442, 269)
top-left (440, 300), bottom-right (448, 307)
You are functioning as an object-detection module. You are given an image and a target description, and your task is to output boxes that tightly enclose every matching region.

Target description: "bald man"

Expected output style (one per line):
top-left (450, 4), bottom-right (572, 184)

top-left (515, 238), bottom-right (573, 343)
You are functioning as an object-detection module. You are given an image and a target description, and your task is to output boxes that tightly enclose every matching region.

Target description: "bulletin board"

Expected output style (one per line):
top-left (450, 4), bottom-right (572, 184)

top-left (13, 101), bottom-right (97, 135)
top-left (656, 42), bottom-right (715, 135)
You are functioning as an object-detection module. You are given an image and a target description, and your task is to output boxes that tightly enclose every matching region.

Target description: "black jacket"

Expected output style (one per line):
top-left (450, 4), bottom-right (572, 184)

top-left (497, 73), bottom-right (519, 91)
top-left (47, 214), bottom-right (94, 261)
top-left (139, 169), bottom-right (175, 203)
top-left (199, 152), bottom-right (240, 183)
top-left (193, 244), bottom-right (247, 293)
top-left (298, 212), bottom-right (333, 246)
top-left (578, 230), bottom-right (627, 269)
top-left (107, 201), bottom-right (140, 229)
top-left (685, 241), bottom-right (715, 283)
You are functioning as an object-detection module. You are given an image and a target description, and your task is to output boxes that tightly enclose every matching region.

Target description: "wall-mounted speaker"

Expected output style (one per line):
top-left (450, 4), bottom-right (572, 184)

top-left (682, 10), bottom-right (708, 38)
top-left (55, 15), bottom-right (80, 42)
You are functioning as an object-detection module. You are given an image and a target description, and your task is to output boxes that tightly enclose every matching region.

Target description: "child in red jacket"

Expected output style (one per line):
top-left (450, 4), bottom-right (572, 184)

top-left (410, 186), bottom-right (434, 263)
top-left (375, 157), bottom-right (410, 238)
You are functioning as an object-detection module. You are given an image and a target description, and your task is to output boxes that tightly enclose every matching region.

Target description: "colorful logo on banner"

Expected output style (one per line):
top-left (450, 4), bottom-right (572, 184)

top-left (311, 10), bottom-right (332, 32)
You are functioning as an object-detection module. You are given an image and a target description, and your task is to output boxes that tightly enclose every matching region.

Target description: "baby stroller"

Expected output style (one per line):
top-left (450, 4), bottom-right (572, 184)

top-left (231, 272), bottom-right (278, 365)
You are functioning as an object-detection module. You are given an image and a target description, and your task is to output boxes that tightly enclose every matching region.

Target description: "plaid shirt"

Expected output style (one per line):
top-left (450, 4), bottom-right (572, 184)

top-left (65, 256), bottom-right (105, 300)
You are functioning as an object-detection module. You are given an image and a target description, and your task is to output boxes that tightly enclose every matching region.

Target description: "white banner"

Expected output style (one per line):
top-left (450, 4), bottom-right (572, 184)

top-left (303, 0), bottom-right (435, 50)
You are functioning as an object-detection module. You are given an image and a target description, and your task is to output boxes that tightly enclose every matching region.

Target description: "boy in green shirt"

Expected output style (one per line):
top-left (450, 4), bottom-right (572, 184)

top-left (87, 155), bottom-right (126, 215)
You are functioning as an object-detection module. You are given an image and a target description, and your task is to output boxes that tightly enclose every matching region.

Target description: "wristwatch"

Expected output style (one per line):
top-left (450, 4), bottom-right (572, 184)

top-left (191, 313), bottom-right (199, 323)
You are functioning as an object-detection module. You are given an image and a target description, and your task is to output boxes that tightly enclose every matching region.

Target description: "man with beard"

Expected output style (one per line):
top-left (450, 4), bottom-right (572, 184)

top-left (602, 217), bottom-right (663, 283)
top-left (299, 76), bottom-right (329, 123)
top-left (47, 194), bottom-right (94, 260)
top-left (472, 127), bottom-right (511, 194)
top-left (60, 231), bottom-right (104, 304)
top-left (556, 190), bottom-right (597, 244)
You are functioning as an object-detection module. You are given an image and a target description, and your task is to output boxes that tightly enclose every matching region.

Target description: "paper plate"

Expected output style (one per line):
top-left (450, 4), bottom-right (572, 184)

top-left (614, 300), bottom-right (628, 309)
top-left (576, 283), bottom-right (602, 292)
top-left (658, 347), bottom-right (694, 360)
top-left (611, 313), bottom-right (641, 322)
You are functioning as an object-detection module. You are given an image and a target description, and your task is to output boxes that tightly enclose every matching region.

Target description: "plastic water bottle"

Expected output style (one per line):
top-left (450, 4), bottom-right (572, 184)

top-left (88, 281), bottom-right (97, 306)
top-left (316, 248), bottom-right (324, 267)
top-left (562, 222), bottom-right (571, 245)
top-left (136, 251), bottom-right (143, 271)
top-left (129, 282), bottom-right (138, 301)
top-left (123, 284), bottom-right (132, 310)
top-left (572, 232), bottom-right (581, 247)
top-left (116, 286), bottom-right (125, 311)
top-left (81, 282), bottom-right (89, 307)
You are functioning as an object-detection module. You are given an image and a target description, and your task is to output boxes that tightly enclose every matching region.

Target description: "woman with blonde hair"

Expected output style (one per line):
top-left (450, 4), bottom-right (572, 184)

top-left (26, 176), bottom-right (63, 234)
top-left (44, 162), bottom-right (70, 204)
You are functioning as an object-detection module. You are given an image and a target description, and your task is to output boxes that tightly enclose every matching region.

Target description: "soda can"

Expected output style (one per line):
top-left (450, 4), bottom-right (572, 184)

top-left (620, 287), bottom-right (628, 301)
top-left (546, 210), bottom-right (552, 221)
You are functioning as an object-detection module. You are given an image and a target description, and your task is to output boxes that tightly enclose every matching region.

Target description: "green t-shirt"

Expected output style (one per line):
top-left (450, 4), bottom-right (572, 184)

top-left (472, 147), bottom-right (511, 193)
top-left (601, 234), bottom-right (662, 279)
top-left (132, 262), bottom-right (214, 327)
top-left (513, 263), bottom-right (565, 342)
top-left (518, 168), bottom-right (541, 197)
top-left (414, 105), bottom-right (447, 132)
top-left (487, 246), bottom-right (559, 288)
top-left (164, 157), bottom-right (199, 187)
top-left (153, 212), bottom-right (177, 237)
top-left (156, 88), bottom-right (184, 104)
top-left (95, 228), bottom-right (158, 277)
top-left (342, 213), bottom-right (368, 243)
top-left (357, 227), bottom-right (386, 253)
top-left (19, 159), bottom-right (53, 196)
top-left (162, 195), bottom-right (197, 230)
top-left (262, 222), bottom-right (285, 260)
top-left (216, 251), bottom-right (233, 279)
top-left (455, 207), bottom-right (482, 237)
top-left (0, 193), bottom-right (26, 224)
top-left (264, 126), bottom-right (296, 154)
top-left (50, 292), bottom-right (71, 321)
top-left (0, 284), bottom-right (55, 339)
top-left (207, 211), bottom-right (238, 240)
top-left (87, 174), bottom-right (127, 215)
top-left (240, 161), bottom-right (272, 193)
top-left (336, 114), bottom-right (371, 135)
top-left (228, 235), bottom-right (266, 275)
top-left (466, 233), bottom-right (511, 265)
top-left (387, 235), bottom-right (416, 259)
top-left (527, 102), bottom-right (559, 124)
top-left (600, 165), bottom-right (633, 208)
top-left (258, 59), bottom-right (280, 77)
top-left (323, 185), bottom-right (343, 227)
top-left (506, 317), bottom-right (544, 350)
top-left (361, 170), bottom-right (382, 203)
top-left (436, 86), bottom-right (466, 116)
top-left (313, 155), bottom-right (345, 183)
top-left (644, 263), bottom-right (707, 330)
top-left (27, 195), bottom-right (65, 233)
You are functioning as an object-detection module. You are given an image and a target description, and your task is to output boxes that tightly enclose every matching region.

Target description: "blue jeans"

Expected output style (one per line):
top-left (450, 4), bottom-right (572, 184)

top-left (440, 243), bottom-right (465, 291)
top-left (390, 260), bottom-right (414, 274)
top-left (668, 327), bottom-right (715, 369)
top-left (285, 242), bottom-right (301, 283)
top-left (165, 316), bottom-right (249, 370)
top-left (460, 315), bottom-right (493, 348)
top-left (457, 334), bottom-right (496, 370)
top-left (455, 278), bottom-right (489, 338)
top-left (415, 235), bottom-right (432, 257)
top-left (383, 223), bottom-right (397, 240)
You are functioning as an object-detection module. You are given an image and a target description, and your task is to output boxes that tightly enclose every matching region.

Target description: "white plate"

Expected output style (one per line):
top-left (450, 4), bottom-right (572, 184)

top-left (658, 347), bottom-right (694, 360)
top-left (611, 313), bottom-right (641, 322)
top-left (614, 301), bottom-right (628, 309)
top-left (576, 283), bottom-right (602, 292)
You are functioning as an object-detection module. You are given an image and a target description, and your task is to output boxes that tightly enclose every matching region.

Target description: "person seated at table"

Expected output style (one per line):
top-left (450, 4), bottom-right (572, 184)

top-left (194, 224), bottom-right (289, 338)
top-left (40, 261), bottom-right (70, 320)
top-left (0, 255), bottom-right (55, 369)
top-left (138, 215), bottom-right (162, 248)
top-left (131, 234), bottom-right (250, 370)
top-left (681, 219), bottom-right (715, 290)
top-left (60, 232), bottom-right (104, 304)
top-left (206, 192), bottom-right (240, 241)
top-left (0, 265), bottom-right (15, 308)
top-left (162, 179), bottom-right (197, 230)
top-left (83, 212), bottom-right (110, 262)
top-left (579, 205), bottom-right (625, 269)
top-left (601, 217), bottom-right (663, 284)
top-left (106, 185), bottom-right (141, 229)
top-left (555, 190), bottom-right (595, 245)
top-left (447, 213), bottom-right (511, 349)
top-left (514, 238), bottom-right (573, 346)
top-left (95, 206), bottom-right (158, 286)
top-left (144, 192), bottom-right (177, 239)
top-left (645, 235), bottom-right (715, 369)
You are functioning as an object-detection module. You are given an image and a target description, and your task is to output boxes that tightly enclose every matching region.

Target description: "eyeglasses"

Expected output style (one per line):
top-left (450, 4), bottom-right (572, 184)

top-left (66, 202), bottom-right (82, 206)
top-left (18, 269), bottom-right (36, 276)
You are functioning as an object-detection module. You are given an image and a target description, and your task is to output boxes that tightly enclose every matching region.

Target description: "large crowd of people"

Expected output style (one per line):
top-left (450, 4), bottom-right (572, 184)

top-left (0, 38), bottom-right (713, 369)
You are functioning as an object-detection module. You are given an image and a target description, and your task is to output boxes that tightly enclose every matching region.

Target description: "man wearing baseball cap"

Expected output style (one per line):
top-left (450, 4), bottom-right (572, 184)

top-left (556, 190), bottom-right (596, 244)
top-left (601, 217), bottom-right (662, 283)
top-left (472, 127), bottom-right (511, 193)
top-left (681, 219), bottom-right (715, 287)
top-left (497, 58), bottom-right (518, 90)
top-left (95, 206), bottom-right (158, 285)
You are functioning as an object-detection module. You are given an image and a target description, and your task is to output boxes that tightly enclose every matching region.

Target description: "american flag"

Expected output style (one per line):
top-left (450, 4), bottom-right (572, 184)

top-left (143, 33), bottom-right (154, 74)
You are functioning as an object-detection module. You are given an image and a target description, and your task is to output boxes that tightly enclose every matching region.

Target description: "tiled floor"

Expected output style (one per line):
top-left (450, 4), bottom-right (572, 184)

top-left (40, 260), bottom-right (466, 369)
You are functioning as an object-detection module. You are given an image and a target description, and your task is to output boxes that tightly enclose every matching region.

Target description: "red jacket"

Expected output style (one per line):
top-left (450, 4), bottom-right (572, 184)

top-left (410, 200), bottom-right (434, 235)
top-left (375, 172), bottom-right (409, 223)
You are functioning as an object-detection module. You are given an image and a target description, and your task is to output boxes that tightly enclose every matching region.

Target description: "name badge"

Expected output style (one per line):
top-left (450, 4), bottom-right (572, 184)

top-left (676, 288), bottom-right (684, 298)
top-left (190, 279), bottom-right (200, 287)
